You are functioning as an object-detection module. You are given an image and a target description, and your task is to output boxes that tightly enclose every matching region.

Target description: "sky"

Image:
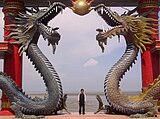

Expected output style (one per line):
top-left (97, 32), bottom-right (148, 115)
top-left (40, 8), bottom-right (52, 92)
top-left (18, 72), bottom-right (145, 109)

top-left (0, 7), bottom-right (159, 93)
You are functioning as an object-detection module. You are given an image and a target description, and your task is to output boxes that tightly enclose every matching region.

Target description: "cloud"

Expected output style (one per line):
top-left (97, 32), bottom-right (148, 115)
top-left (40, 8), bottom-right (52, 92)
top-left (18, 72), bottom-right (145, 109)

top-left (83, 58), bottom-right (98, 67)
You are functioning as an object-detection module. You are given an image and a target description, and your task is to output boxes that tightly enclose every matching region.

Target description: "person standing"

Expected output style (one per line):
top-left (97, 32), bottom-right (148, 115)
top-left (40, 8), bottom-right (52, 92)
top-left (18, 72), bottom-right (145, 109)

top-left (78, 89), bottom-right (86, 115)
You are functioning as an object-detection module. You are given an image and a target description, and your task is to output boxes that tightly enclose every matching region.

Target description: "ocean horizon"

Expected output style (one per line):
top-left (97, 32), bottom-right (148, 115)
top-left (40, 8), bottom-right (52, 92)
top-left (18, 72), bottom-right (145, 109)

top-left (23, 91), bottom-right (140, 95)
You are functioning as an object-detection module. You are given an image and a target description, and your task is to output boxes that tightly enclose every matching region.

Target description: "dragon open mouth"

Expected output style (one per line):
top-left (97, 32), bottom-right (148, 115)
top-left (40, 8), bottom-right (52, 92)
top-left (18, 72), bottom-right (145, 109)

top-left (94, 5), bottom-right (122, 27)
top-left (5, 2), bottom-right (66, 55)
top-left (95, 4), bottom-right (154, 54)
top-left (37, 2), bottom-right (66, 54)
top-left (38, 2), bottom-right (65, 25)
top-left (94, 5), bottom-right (126, 41)
top-left (94, 5), bottom-right (125, 52)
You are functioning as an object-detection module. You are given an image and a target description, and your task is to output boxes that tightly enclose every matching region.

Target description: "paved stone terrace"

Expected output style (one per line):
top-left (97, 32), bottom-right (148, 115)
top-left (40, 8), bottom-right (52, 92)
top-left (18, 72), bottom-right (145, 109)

top-left (0, 113), bottom-right (160, 119)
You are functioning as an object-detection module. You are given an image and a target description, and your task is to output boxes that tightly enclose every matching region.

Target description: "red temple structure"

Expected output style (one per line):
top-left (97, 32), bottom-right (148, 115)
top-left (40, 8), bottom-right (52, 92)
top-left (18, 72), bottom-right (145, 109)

top-left (0, 0), bottom-right (25, 115)
top-left (0, 0), bottom-right (159, 115)
top-left (137, 0), bottom-right (160, 90)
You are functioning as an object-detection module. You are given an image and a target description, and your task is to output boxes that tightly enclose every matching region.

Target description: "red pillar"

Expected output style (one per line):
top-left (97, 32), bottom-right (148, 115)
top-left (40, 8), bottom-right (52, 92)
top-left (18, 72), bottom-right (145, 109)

top-left (137, 0), bottom-right (159, 90)
top-left (0, 0), bottom-right (25, 115)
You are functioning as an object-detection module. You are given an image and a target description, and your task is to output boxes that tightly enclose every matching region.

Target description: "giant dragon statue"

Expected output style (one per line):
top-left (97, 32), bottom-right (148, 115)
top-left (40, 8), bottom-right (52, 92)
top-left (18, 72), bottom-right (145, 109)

top-left (0, 0), bottom-right (160, 118)
top-left (0, 2), bottom-right (68, 118)
top-left (94, 4), bottom-right (160, 117)
top-left (68, 0), bottom-right (160, 117)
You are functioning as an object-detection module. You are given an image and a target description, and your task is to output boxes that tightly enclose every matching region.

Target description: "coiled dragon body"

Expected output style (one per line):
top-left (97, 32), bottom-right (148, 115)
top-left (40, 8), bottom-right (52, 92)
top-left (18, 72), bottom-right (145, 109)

top-left (94, 5), bottom-right (160, 116)
top-left (0, 2), bottom-right (66, 117)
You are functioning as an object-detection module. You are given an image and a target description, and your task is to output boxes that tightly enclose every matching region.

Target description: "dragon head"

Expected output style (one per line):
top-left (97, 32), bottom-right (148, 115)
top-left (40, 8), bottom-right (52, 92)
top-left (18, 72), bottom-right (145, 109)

top-left (70, 0), bottom-right (94, 16)
top-left (94, 4), bottom-right (157, 53)
top-left (5, 2), bottom-right (66, 55)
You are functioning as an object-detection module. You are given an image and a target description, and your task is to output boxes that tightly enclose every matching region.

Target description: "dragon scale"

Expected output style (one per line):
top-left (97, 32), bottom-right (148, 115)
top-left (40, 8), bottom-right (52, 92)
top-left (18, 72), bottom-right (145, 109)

top-left (104, 41), bottom-right (153, 114)
top-left (26, 43), bottom-right (63, 113)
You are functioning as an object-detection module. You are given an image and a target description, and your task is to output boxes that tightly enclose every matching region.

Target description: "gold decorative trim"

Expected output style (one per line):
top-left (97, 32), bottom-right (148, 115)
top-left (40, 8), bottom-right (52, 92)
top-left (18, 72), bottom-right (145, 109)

top-left (138, 1), bottom-right (159, 16)
top-left (4, 6), bottom-right (25, 10)
top-left (138, 0), bottom-right (158, 9)
top-left (3, 1), bottom-right (25, 11)
top-left (147, 12), bottom-right (159, 15)
top-left (155, 40), bottom-right (160, 42)
top-left (151, 45), bottom-right (160, 53)
top-left (3, 12), bottom-right (18, 17)
top-left (4, 0), bottom-right (24, 2)
top-left (139, 5), bottom-right (159, 9)
top-left (1, 101), bottom-right (11, 108)
top-left (139, 0), bottom-right (157, 4)
top-left (155, 46), bottom-right (160, 49)
top-left (4, 1), bottom-right (24, 6)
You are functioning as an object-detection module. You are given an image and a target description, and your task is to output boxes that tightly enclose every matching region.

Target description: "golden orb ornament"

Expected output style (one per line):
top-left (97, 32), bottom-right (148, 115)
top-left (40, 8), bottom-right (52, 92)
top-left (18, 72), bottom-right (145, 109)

top-left (70, 0), bottom-right (94, 16)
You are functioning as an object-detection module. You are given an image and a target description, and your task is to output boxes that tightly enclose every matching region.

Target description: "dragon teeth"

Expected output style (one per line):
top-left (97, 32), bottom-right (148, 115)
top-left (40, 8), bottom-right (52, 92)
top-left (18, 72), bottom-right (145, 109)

top-left (101, 7), bottom-right (104, 14)
top-left (61, 10), bottom-right (63, 14)
top-left (55, 6), bottom-right (58, 12)
top-left (104, 8), bottom-right (108, 14)
top-left (108, 13), bottom-right (111, 18)
top-left (97, 8), bottom-right (101, 13)
top-left (58, 6), bottom-right (63, 14)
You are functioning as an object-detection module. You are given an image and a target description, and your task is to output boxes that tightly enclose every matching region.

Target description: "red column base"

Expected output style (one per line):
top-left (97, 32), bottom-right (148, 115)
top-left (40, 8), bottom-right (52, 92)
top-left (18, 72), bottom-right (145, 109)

top-left (0, 95), bottom-right (14, 115)
top-left (0, 109), bottom-right (14, 115)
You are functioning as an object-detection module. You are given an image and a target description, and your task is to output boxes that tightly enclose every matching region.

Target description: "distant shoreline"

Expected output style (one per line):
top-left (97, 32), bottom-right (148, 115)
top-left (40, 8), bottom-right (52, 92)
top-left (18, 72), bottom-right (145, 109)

top-left (0, 91), bottom-right (141, 96)
top-left (15, 91), bottom-right (141, 96)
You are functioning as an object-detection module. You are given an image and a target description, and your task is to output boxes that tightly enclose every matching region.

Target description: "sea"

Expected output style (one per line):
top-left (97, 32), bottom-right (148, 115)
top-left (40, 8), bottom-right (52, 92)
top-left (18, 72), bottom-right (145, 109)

top-left (0, 91), bottom-right (140, 113)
